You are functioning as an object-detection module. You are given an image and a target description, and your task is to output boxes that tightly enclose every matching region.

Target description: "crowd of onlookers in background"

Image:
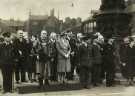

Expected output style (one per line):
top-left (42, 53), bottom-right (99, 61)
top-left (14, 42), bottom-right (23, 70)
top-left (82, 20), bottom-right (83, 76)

top-left (0, 30), bottom-right (135, 93)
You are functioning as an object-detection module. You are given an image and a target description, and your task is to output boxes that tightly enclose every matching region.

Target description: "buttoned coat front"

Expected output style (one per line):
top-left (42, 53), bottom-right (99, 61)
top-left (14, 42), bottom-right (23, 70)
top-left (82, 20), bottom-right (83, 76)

top-left (56, 37), bottom-right (71, 73)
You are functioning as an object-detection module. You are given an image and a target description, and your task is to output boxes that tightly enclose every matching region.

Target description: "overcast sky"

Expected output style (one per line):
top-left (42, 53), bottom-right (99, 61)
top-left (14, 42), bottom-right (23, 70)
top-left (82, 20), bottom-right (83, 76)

top-left (0, 0), bottom-right (101, 20)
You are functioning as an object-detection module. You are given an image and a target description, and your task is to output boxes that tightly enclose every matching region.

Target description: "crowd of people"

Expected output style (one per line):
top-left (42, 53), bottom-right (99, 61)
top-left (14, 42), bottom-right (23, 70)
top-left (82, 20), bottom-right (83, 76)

top-left (0, 29), bottom-right (135, 93)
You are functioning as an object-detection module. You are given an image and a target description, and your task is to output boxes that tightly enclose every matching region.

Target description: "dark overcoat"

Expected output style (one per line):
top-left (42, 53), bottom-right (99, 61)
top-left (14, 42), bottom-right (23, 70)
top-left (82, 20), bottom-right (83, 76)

top-left (25, 41), bottom-right (33, 72)
top-left (102, 43), bottom-right (115, 72)
top-left (79, 43), bottom-right (93, 68)
top-left (0, 43), bottom-right (15, 66)
top-left (13, 38), bottom-right (28, 67)
top-left (36, 39), bottom-right (50, 74)
top-left (0, 43), bottom-right (15, 92)
top-left (92, 44), bottom-right (102, 65)
top-left (120, 44), bottom-right (135, 78)
top-left (69, 38), bottom-right (78, 66)
top-left (129, 46), bottom-right (135, 77)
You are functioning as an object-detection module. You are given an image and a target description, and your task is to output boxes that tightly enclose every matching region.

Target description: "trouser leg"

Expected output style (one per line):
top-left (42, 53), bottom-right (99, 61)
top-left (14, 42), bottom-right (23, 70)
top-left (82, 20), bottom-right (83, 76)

top-left (21, 66), bottom-right (26, 82)
top-left (2, 65), bottom-right (13, 92)
top-left (38, 62), bottom-right (44, 87)
top-left (92, 65), bottom-right (96, 85)
top-left (86, 70), bottom-right (92, 86)
top-left (70, 59), bottom-right (76, 80)
top-left (50, 61), bottom-right (57, 81)
top-left (79, 67), bottom-right (86, 87)
top-left (53, 62), bottom-right (57, 81)
top-left (28, 70), bottom-right (32, 81)
top-left (106, 70), bottom-right (111, 86)
top-left (15, 64), bottom-right (20, 82)
top-left (44, 63), bottom-right (50, 85)
top-left (2, 67), bottom-right (7, 92)
top-left (92, 65), bottom-right (101, 85)
top-left (96, 65), bottom-right (101, 84)
top-left (106, 70), bottom-right (115, 86)
top-left (7, 69), bottom-right (13, 92)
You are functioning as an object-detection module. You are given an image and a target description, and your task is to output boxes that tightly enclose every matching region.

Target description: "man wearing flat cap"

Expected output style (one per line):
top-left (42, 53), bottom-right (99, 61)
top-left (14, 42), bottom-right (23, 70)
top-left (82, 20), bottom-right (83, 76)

top-left (91, 37), bottom-right (102, 86)
top-left (0, 32), bottom-right (15, 93)
top-left (102, 38), bottom-right (116, 87)
top-left (78, 34), bottom-right (93, 89)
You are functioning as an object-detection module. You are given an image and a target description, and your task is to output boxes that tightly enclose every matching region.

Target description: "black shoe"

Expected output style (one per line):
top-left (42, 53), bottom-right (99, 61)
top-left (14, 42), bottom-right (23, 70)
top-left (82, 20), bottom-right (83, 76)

top-left (10, 90), bottom-right (14, 93)
top-left (39, 79), bottom-right (43, 87)
top-left (86, 86), bottom-right (91, 89)
top-left (45, 79), bottom-right (50, 85)
top-left (93, 83), bottom-right (98, 87)
top-left (2, 91), bottom-right (6, 94)
top-left (21, 80), bottom-right (28, 82)
top-left (37, 85), bottom-right (43, 89)
top-left (30, 80), bottom-right (33, 83)
top-left (62, 80), bottom-right (68, 85)
top-left (106, 85), bottom-right (111, 87)
top-left (2, 90), bottom-right (12, 94)
top-left (106, 84), bottom-right (113, 87)
top-left (33, 79), bottom-right (37, 82)
top-left (16, 81), bottom-right (20, 84)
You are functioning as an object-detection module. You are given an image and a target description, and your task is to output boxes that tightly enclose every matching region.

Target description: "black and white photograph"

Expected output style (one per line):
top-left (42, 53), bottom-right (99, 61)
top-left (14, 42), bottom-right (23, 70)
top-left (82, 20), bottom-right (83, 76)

top-left (0, 0), bottom-right (135, 96)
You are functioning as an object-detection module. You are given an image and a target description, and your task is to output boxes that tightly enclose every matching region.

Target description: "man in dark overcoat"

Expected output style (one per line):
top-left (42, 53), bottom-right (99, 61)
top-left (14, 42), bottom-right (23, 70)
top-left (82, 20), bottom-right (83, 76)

top-left (92, 38), bottom-right (102, 86)
top-left (78, 36), bottom-right (93, 89)
top-left (37, 30), bottom-right (50, 88)
top-left (13, 30), bottom-right (28, 83)
top-left (25, 38), bottom-right (33, 82)
top-left (120, 37), bottom-right (135, 85)
top-left (103, 38), bottom-right (116, 87)
top-left (0, 32), bottom-right (15, 93)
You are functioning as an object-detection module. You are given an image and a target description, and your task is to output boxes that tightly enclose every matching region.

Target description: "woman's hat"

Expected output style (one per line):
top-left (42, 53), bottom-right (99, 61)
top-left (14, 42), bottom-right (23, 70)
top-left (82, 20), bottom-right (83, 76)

top-left (0, 37), bottom-right (4, 42)
top-left (60, 31), bottom-right (67, 36)
top-left (82, 33), bottom-right (98, 40)
top-left (2, 32), bottom-right (11, 37)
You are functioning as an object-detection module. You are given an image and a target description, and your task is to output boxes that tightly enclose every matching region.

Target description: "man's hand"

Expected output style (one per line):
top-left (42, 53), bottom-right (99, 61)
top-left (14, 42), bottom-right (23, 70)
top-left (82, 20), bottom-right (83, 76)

top-left (14, 59), bottom-right (19, 62)
top-left (122, 63), bottom-right (126, 66)
top-left (37, 55), bottom-right (39, 60)
top-left (65, 54), bottom-right (68, 58)
top-left (19, 50), bottom-right (22, 55)
top-left (51, 58), bottom-right (54, 62)
top-left (71, 52), bottom-right (75, 56)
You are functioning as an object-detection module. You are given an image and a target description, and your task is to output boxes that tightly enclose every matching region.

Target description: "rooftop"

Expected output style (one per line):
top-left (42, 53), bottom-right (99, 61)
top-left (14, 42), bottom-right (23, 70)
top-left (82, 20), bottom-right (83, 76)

top-left (1, 20), bottom-right (25, 27)
top-left (29, 15), bottom-right (49, 20)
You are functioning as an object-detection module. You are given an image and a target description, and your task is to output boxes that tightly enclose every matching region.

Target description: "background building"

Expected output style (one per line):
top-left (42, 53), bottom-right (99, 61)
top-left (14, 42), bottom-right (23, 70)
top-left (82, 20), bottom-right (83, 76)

top-left (2, 19), bottom-right (25, 33)
top-left (126, 0), bottom-right (135, 35)
top-left (27, 9), bottom-right (60, 36)
top-left (0, 19), bottom-right (25, 34)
